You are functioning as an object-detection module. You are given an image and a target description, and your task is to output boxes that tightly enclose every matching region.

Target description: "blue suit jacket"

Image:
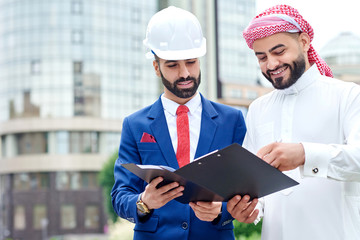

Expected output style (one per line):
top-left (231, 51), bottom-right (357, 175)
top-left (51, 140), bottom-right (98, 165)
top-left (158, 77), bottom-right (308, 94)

top-left (111, 94), bottom-right (246, 240)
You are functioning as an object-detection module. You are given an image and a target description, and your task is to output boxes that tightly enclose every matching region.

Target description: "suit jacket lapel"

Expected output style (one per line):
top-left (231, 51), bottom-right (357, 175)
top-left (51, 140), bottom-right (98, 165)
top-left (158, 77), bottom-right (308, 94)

top-left (148, 97), bottom-right (179, 169)
top-left (195, 94), bottom-right (218, 158)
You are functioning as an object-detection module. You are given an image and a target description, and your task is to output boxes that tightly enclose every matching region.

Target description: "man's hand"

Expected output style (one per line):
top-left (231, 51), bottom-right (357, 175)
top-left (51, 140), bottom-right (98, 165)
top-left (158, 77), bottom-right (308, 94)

top-left (141, 177), bottom-right (184, 210)
top-left (227, 195), bottom-right (258, 223)
top-left (257, 142), bottom-right (305, 171)
top-left (189, 201), bottom-right (222, 222)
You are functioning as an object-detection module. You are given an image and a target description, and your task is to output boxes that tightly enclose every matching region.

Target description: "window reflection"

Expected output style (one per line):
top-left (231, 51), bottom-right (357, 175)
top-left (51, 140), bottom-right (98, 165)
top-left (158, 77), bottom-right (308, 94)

top-left (71, 0), bottom-right (83, 15)
top-left (16, 132), bottom-right (47, 155)
top-left (9, 90), bottom-right (40, 119)
top-left (61, 204), bottom-right (76, 229)
top-left (14, 205), bottom-right (26, 230)
top-left (56, 172), bottom-right (98, 190)
top-left (30, 60), bottom-right (41, 74)
top-left (33, 204), bottom-right (47, 230)
top-left (85, 205), bottom-right (99, 229)
top-left (69, 131), bottom-right (98, 153)
top-left (13, 173), bottom-right (49, 191)
top-left (57, 131), bottom-right (69, 154)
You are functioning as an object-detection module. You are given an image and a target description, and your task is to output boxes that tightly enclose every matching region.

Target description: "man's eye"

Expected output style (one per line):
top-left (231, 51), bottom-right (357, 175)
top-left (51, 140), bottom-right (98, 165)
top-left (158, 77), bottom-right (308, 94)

top-left (276, 49), bottom-right (285, 55)
top-left (187, 61), bottom-right (196, 64)
top-left (167, 64), bottom-right (177, 68)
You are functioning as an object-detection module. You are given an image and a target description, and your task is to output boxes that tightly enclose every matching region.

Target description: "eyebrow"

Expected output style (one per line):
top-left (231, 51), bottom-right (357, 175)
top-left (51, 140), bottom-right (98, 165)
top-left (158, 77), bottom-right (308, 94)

top-left (164, 58), bottom-right (197, 64)
top-left (255, 44), bottom-right (285, 55)
top-left (164, 60), bottom-right (177, 64)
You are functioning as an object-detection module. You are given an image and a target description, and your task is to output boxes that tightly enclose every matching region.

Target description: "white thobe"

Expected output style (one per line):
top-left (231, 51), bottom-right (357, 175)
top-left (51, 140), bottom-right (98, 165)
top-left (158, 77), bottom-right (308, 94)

top-left (244, 65), bottom-right (360, 240)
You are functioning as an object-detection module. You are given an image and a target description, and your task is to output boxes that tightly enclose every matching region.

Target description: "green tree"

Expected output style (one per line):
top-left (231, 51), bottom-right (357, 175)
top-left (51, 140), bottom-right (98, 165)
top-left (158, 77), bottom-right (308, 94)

top-left (98, 151), bottom-right (118, 223)
top-left (233, 219), bottom-right (262, 239)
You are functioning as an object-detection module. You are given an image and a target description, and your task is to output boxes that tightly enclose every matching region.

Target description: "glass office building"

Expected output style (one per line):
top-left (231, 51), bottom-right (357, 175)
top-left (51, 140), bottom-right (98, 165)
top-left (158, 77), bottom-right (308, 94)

top-left (321, 32), bottom-right (360, 84)
top-left (216, 0), bottom-right (272, 111)
top-left (0, 0), bottom-right (158, 239)
top-left (0, 0), bottom-right (267, 239)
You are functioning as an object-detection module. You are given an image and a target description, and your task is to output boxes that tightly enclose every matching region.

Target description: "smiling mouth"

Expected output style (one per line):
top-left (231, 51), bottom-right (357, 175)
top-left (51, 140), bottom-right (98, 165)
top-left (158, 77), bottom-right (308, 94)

top-left (270, 66), bottom-right (288, 76)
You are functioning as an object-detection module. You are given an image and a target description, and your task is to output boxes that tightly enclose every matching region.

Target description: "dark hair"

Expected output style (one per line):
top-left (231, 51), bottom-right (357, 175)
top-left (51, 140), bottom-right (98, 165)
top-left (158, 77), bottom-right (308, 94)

top-left (154, 53), bottom-right (160, 63)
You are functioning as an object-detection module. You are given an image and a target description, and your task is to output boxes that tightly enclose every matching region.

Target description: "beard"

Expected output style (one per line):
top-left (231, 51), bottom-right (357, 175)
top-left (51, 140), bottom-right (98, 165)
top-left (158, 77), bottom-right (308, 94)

top-left (262, 54), bottom-right (306, 90)
top-left (160, 70), bottom-right (201, 99)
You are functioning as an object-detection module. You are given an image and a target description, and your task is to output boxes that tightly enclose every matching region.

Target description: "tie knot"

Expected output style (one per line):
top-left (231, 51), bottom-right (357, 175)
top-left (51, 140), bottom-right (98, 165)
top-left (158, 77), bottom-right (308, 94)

top-left (176, 105), bottom-right (189, 115)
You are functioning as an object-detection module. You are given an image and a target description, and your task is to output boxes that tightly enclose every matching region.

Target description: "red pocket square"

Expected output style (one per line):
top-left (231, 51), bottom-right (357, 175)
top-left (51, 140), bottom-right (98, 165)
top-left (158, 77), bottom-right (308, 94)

top-left (140, 132), bottom-right (156, 143)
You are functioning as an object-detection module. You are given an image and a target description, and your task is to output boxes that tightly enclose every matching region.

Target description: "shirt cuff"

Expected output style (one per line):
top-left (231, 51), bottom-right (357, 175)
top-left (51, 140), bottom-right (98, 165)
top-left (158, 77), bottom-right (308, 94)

top-left (253, 198), bottom-right (264, 225)
top-left (302, 142), bottom-right (330, 178)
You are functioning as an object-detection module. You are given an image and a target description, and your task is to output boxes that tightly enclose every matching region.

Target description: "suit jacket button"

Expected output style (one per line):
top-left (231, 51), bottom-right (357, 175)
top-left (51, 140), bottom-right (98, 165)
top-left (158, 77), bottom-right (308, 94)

top-left (312, 168), bottom-right (319, 173)
top-left (181, 222), bottom-right (188, 230)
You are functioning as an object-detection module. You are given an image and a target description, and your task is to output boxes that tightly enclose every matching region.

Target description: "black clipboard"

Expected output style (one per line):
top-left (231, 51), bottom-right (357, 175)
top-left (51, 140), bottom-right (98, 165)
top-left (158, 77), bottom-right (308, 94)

top-left (122, 143), bottom-right (299, 204)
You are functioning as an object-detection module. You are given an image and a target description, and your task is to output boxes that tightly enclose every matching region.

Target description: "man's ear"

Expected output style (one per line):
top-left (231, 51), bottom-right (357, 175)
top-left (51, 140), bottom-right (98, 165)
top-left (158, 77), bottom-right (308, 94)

top-left (153, 60), bottom-right (161, 77)
top-left (298, 32), bottom-right (311, 52)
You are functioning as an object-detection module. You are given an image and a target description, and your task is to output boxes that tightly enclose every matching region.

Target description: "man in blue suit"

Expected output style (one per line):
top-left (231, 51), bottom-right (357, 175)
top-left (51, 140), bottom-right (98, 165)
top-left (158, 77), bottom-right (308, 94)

top-left (111, 6), bottom-right (248, 240)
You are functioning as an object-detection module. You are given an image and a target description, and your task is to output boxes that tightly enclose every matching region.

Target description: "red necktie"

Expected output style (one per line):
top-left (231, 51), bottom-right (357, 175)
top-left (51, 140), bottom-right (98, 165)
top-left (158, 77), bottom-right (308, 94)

top-left (176, 105), bottom-right (190, 168)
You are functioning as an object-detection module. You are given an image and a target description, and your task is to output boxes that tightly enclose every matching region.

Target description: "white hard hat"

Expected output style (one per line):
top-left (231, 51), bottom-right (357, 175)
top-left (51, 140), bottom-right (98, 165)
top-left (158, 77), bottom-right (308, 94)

top-left (143, 6), bottom-right (206, 60)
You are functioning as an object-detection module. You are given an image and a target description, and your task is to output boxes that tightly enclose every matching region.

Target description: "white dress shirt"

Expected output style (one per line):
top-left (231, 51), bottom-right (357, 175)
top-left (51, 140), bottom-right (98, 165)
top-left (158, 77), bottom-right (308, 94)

top-left (244, 65), bottom-right (360, 240)
top-left (161, 92), bottom-right (202, 162)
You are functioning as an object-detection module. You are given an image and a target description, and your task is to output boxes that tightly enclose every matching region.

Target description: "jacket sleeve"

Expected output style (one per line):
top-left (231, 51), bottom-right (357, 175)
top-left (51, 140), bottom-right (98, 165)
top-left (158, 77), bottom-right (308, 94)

top-left (111, 117), bottom-right (145, 223)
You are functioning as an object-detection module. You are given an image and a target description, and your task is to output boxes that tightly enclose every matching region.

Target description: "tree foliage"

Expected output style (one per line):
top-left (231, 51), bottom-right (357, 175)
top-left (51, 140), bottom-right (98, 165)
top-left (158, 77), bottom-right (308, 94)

top-left (98, 151), bottom-right (119, 223)
top-left (233, 219), bottom-right (262, 238)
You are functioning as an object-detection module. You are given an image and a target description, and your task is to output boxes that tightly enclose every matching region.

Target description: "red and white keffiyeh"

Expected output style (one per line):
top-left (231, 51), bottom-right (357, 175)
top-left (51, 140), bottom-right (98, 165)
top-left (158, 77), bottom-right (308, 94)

top-left (243, 5), bottom-right (333, 77)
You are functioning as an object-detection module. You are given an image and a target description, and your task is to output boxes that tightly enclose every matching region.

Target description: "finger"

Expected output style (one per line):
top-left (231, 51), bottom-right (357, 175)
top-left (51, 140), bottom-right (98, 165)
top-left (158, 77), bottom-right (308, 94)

top-left (263, 152), bottom-right (276, 165)
top-left (227, 195), bottom-right (241, 213)
top-left (244, 209), bottom-right (259, 223)
top-left (162, 186), bottom-right (184, 201)
top-left (189, 202), bottom-right (209, 214)
top-left (269, 158), bottom-right (281, 169)
top-left (232, 195), bottom-right (251, 214)
top-left (190, 203), bottom-right (217, 221)
top-left (256, 143), bottom-right (274, 159)
top-left (231, 197), bottom-right (258, 222)
top-left (192, 201), bottom-right (214, 209)
top-left (157, 182), bottom-right (181, 194)
top-left (241, 198), bottom-right (258, 217)
top-left (148, 177), bottom-right (164, 188)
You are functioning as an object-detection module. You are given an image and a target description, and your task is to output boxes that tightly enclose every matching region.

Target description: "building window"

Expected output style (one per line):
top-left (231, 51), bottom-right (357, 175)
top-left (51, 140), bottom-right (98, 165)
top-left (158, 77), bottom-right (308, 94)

top-left (132, 64), bottom-right (141, 81)
top-left (33, 205), bottom-right (47, 230)
top-left (85, 205), bottom-right (99, 229)
top-left (81, 172), bottom-right (98, 189)
top-left (14, 173), bottom-right (49, 191)
top-left (72, 30), bottom-right (83, 44)
top-left (132, 36), bottom-right (141, 51)
top-left (56, 172), bottom-right (98, 190)
top-left (1, 135), bottom-right (5, 157)
top-left (56, 172), bottom-right (80, 190)
top-left (73, 61), bottom-right (83, 74)
top-left (57, 131), bottom-right (69, 154)
top-left (131, 8), bottom-right (141, 22)
top-left (71, 0), bottom-right (83, 14)
top-left (14, 205), bottom-right (26, 230)
top-left (247, 90), bottom-right (258, 100)
top-left (61, 204), bottom-right (76, 229)
top-left (31, 60), bottom-right (41, 74)
top-left (69, 132), bottom-right (99, 153)
top-left (16, 132), bottom-right (47, 155)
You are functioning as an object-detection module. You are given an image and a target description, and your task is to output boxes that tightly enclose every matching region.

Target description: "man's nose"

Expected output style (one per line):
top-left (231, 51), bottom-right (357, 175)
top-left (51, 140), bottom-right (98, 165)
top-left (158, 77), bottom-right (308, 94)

top-left (267, 56), bottom-right (280, 70)
top-left (178, 63), bottom-right (190, 79)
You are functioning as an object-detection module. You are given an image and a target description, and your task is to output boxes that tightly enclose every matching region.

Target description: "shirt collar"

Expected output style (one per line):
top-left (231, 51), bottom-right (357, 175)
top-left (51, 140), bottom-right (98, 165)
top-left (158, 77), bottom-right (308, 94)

top-left (161, 92), bottom-right (201, 116)
top-left (281, 64), bottom-right (320, 95)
